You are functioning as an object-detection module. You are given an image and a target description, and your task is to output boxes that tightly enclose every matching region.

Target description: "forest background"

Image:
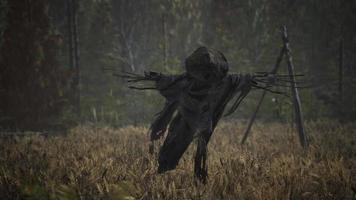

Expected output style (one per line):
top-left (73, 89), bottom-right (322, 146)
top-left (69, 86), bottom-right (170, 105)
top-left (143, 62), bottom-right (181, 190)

top-left (1, 0), bottom-right (356, 131)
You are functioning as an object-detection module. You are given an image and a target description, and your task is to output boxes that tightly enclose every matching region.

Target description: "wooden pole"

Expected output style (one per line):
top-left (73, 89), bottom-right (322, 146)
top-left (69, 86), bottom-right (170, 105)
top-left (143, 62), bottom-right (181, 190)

top-left (282, 26), bottom-right (308, 149)
top-left (241, 42), bottom-right (285, 144)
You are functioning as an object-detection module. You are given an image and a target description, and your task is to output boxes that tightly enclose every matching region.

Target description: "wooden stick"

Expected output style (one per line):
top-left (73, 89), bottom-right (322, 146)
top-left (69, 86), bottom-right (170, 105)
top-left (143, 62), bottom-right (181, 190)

top-left (282, 26), bottom-right (308, 149)
top-left (240, 91), bottom-right (266, 144)
top-left (241, 40), bottom-right (286, 144)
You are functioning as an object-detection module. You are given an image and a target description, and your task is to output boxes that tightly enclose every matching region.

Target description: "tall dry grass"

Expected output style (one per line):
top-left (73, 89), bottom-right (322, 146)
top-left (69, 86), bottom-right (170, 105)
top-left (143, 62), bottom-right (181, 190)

top-left (0, 120), bottom-right (355, 199)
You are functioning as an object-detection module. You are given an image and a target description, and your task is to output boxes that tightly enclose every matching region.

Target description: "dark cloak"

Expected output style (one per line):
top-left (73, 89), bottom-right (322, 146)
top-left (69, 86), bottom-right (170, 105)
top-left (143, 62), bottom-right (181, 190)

top-left (145, 47), bottom-right (254, 182)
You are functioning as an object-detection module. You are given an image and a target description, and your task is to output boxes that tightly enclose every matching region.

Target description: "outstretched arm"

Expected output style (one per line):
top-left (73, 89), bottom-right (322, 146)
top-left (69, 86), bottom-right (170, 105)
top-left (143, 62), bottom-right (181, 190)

top-left (116, 71), bottom-right (186, 100)
top-left (223, 72), bottom-right (306, 116)
top-left (116, 71), bottom-right (187, 142)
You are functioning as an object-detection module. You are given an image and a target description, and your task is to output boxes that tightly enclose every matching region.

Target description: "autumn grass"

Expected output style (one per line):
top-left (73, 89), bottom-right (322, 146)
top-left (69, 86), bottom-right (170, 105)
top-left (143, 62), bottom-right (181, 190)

top-left (0, 120), bottom-right (355, 199)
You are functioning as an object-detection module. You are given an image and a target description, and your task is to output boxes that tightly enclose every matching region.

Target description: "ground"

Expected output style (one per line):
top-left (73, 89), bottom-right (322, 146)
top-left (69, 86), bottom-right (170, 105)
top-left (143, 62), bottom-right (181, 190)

top-left (0, 120), bottom-right (355, 199)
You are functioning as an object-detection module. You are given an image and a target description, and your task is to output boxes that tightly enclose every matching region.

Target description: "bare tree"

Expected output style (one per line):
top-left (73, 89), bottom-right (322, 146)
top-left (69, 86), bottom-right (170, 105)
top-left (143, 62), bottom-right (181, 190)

top-left (67, 0), bottom-right (80, 116)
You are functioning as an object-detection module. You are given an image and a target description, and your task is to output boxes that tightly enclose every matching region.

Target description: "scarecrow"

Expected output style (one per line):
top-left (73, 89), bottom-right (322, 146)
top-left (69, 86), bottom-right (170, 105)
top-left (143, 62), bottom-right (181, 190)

top-left (118, 28), bottom-right (308, 182)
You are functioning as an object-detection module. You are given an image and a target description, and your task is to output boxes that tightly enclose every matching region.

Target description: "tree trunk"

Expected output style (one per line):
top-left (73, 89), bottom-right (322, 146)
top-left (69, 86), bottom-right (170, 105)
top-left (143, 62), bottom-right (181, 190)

top-left (72, 0), bottom-right (80, 116)
top-left (67, 0), bottom-right (74, 70)
top-left (338, 37), bottom-right (344, 101)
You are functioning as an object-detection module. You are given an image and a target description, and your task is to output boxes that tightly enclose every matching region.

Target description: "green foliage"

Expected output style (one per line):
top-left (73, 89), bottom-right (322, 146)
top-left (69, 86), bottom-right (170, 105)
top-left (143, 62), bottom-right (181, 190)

top-left (55, 185), bottom-right (78, 200)
top-left (107, 181), bottom-right (137, 200)
top-left (20, 184), bottom-right (50, 200)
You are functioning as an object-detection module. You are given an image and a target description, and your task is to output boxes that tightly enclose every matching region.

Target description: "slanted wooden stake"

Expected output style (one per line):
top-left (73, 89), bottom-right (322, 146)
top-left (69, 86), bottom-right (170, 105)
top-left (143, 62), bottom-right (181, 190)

top-left (282, 26), bottom-right (308, 149)
top-left (241, 44), bottom-right (285, 144)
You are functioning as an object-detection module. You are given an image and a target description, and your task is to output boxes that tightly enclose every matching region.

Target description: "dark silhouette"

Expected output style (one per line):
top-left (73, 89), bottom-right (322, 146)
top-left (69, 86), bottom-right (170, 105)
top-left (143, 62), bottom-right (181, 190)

top-left (118, 46), bottom-right (303, 182)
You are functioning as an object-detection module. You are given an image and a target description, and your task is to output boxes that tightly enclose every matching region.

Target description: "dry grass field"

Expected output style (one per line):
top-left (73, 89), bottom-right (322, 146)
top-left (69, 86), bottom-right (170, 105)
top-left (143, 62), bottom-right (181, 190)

top-left (0, 120), bottom-right (355, 199)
